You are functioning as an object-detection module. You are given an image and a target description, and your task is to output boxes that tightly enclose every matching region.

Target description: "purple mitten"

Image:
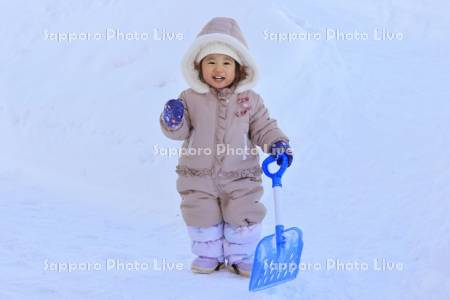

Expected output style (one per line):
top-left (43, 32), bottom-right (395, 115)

top-left (163, 99), bottom-right (184, 129)
top-left (270, 140), bottom-right (293, 167)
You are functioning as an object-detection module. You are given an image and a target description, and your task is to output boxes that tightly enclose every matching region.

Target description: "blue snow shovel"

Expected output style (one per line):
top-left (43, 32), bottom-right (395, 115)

top-left (249, 154), bottom-right (304, 292)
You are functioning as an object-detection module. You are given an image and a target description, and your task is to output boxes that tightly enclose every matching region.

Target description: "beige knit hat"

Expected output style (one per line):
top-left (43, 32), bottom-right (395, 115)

top-left (195, 42), bottom-right (242, 64)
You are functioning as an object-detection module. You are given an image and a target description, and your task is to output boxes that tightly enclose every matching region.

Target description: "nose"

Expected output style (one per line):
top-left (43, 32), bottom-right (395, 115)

top-left (214, 65), bottom-right (224, 74)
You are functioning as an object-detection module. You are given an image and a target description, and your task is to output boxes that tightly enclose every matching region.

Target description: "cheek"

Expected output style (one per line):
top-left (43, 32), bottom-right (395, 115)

top-left (201, 66), bottom-right (211, 78)
top-left (227, 68), bottom-right (236, 79)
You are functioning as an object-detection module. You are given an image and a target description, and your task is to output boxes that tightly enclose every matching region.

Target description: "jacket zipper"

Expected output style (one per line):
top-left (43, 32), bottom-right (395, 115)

top-left (242, 133), bottom-right (247, 160)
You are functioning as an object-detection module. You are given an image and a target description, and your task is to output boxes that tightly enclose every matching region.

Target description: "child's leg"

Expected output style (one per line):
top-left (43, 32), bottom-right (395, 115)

top-left (223, 222), bottom-right (262, 276)
top-left (223, 223), bottom-right (261, 263)
top-left (187, 223), bottom-right (225, 273)
top-left (179, 189), bottom-right (223, 228)
top-left (219, 176), bottom-right (265, 276)
top-left (187, 223), bottom-right (224, 261)
top-left (219, 176), bottom-right (266, 227)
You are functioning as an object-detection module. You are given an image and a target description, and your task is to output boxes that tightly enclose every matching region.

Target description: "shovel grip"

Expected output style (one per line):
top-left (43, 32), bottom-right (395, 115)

top-left (262, 154), bottom-right (289, 187)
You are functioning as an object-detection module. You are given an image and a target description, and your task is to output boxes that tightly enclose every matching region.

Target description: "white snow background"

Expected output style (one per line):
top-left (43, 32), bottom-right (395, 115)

top-left (1, 0), bottom-right (449, 299)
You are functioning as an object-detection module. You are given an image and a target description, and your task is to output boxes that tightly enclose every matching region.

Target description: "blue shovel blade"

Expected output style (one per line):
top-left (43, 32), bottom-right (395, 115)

top-left (249, 227), bottom-right (303, 292)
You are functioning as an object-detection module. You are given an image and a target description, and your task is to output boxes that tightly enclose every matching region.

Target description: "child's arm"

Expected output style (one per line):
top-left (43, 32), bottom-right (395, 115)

top-left (159, 92), bottom-right (191, 140)
top-left (249, 94), bottom-right (289, 153)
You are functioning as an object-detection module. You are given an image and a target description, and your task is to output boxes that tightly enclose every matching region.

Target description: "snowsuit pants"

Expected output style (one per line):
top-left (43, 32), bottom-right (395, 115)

top-left (176, 173), bottom-right (266, 262)
top-left (176, 174), bottom-right (266, 227)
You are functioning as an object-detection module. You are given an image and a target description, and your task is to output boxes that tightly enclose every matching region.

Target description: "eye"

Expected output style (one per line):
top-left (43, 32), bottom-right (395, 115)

top-left (224, 61), bottom-right (231, 65)
top-left (207, 61), bottom-right (215, 64)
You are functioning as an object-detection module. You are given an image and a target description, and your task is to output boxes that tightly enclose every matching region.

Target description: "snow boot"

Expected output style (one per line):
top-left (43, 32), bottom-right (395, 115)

top-left (191, 257), bottom-right (224, 274)
top-left (227, 258), bottom-right (252, 277)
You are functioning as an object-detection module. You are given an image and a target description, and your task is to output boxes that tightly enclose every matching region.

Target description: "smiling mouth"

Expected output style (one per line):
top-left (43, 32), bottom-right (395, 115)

top-left (212, 76), bottom-right (226, 81)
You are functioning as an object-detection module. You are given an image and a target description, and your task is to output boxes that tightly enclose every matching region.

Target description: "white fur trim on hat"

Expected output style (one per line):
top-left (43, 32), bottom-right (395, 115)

top-left (181, 33), bottom-right (259, 94)
top-left (196, 42), bottom-right (242, 64)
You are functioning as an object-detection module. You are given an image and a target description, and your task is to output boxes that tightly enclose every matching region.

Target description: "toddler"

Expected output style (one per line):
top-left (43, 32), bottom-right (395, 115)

top-left (160, 17), bottom-right (293, 277)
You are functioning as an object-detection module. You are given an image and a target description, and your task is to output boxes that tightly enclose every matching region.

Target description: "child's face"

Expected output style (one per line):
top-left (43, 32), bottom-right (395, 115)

top-left (201, 54), bottom-right (236, 90)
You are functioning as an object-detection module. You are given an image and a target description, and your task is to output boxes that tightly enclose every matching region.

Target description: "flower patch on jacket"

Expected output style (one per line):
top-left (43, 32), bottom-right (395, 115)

top-left (235, 96), bottom-right (251, 117)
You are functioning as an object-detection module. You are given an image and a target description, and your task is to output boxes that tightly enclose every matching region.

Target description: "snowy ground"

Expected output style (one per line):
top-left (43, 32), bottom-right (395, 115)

top-left (1, 0), bottom-right (450, 299)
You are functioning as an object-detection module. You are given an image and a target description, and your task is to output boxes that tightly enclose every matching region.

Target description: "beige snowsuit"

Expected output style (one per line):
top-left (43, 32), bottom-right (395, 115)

top-left (160, 17), bottom-right (289, 228)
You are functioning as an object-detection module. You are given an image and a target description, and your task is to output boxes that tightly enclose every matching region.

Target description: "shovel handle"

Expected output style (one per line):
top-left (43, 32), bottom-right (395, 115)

top-left (262, 154), bottom-right (289, 187)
